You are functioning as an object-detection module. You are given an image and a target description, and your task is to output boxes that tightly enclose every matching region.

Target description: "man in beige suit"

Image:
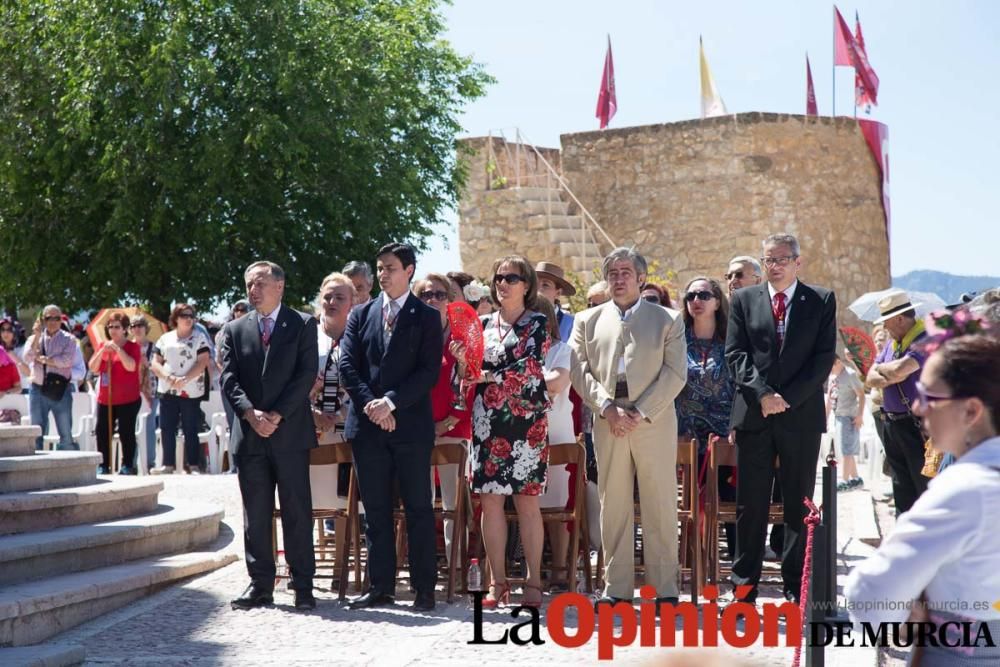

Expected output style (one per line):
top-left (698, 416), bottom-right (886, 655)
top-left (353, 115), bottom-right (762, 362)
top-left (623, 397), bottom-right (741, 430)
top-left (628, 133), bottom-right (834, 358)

top-left (570, 247), bottom-right (687, 609)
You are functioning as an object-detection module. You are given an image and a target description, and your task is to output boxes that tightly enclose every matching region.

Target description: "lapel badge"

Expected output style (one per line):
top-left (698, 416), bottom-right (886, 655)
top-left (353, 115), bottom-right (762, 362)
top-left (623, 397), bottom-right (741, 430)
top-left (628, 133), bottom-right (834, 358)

top-left (281, 322), bottom-right (287, 327)
top-left (800, 295), bottom-right (805, 301)
top-left (410, 308), bottom-right (415, 314)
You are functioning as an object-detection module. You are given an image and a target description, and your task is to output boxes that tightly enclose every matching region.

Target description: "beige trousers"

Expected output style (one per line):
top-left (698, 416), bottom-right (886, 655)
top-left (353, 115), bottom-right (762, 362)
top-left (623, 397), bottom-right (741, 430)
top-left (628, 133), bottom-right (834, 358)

top-left (593, 412), bottom-right (679, 599)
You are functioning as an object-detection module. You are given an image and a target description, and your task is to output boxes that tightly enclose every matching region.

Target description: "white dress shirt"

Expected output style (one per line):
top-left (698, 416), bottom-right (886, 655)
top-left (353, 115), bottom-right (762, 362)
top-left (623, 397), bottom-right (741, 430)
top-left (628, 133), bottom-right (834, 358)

top-left (379, 292), bottom-right (410, 412)
top-left (767, 279), bottom-right (798, 321)
top-left (844, 436), bottom-right (1000, 624)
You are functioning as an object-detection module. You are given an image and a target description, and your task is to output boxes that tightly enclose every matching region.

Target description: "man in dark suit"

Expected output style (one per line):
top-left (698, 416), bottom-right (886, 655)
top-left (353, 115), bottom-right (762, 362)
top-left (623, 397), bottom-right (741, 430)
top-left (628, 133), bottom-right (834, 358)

top-left (339, 243), bottom-right (443, 611)
top-left (725, 233), bottom-right (836, 605)
top-left (221, 261), bottom-right (319, 610)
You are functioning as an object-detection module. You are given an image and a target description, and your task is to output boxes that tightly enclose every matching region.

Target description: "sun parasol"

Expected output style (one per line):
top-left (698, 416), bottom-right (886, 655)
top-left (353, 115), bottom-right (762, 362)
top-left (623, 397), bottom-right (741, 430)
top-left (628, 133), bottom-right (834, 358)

top-left (838, 327), bottom-right (877, 376)
top-left (848, 288), bottom-right (946, 322)
top-left (86, 307), bottom-right (167, 350)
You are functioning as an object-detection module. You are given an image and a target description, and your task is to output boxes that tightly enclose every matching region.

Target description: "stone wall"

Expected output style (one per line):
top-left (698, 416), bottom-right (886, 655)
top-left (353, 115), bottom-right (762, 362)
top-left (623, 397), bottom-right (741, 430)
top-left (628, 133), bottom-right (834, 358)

top-left (458, 113), bottom-right (891, 327)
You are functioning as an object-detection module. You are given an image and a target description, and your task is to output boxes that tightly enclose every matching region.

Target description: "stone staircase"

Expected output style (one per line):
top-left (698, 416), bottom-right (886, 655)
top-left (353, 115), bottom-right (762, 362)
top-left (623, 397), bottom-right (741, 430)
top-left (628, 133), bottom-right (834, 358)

top-left (513, 186), bottom-right (605, 273)
top-left (0, 424), bottom-right (235, 657)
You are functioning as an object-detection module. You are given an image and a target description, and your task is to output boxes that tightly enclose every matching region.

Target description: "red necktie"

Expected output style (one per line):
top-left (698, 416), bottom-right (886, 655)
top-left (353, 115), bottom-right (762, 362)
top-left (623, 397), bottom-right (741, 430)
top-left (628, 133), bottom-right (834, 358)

top-left (261, 316), bottom-right (273, 348)
top-left (772, 292), bottom-right (787, 349)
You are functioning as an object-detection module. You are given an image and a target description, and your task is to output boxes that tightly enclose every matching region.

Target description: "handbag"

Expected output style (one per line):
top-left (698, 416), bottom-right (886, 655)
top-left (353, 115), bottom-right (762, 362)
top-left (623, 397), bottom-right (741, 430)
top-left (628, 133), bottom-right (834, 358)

top-left (39, 337), bottom-right (70, 402)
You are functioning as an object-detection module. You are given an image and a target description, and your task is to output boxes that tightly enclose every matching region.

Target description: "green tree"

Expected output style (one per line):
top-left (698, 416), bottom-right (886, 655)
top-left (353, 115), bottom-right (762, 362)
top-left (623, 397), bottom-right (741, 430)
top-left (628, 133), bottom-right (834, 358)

top-left (0, 0), bottom-right (490, 320)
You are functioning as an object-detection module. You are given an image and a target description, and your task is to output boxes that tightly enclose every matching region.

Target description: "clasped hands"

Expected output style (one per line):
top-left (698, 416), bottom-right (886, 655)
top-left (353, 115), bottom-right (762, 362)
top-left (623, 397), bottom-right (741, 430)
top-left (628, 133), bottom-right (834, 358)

top-left (245, 408), bottom-right (282, 438)
top-left (761, 393), bottom-right (791, 417)
top-left (603, 405), bottom-right (642, 438)
top-left (364, 398), bottom-right (395, 432)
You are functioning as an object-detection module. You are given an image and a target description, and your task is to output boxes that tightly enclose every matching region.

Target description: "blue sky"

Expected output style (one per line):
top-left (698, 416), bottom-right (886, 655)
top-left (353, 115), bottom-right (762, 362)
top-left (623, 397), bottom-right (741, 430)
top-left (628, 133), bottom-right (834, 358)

top-left (418, 0), bottom-right (1000, 279)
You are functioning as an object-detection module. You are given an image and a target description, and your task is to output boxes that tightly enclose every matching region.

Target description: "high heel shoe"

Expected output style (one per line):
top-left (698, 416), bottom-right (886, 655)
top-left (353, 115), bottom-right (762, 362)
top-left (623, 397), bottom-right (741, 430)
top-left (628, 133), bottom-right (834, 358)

top-left (481, 581), bottom-right (511, 609)
top-left (521, 584), bottom-right (544, 609)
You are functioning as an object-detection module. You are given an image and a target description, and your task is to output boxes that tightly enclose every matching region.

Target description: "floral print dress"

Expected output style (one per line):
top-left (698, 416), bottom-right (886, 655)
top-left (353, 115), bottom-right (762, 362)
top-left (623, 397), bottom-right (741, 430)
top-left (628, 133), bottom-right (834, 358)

top-left (471, 311), bottom-right (551, 496)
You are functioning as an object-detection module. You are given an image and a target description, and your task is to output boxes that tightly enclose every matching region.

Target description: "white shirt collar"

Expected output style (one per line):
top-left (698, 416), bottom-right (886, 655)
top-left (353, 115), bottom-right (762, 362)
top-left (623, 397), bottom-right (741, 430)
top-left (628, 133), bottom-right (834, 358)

top-left (383, 291), bottom-right (409, 311)
top-left (767, 280), bottom-right (798, 302)
top-left (259, 303), bottom-right (281, 322)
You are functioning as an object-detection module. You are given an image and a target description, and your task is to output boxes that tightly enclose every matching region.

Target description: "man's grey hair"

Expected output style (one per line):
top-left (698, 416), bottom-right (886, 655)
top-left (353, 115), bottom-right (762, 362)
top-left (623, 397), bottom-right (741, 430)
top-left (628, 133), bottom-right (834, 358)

top-left (244, 261), bottom-right (285, 282)
top-left (762, 233), bottom-right (800, 257)
top-left (602, 247), bottom-right (648, 279)
top-left (42, 304), bottom-right (61, 316)
top-left (729, 255), bottom-right (762, 276)
top-left (586, 280), bottom-right (610, 298)
top-left (342, 261), bottom-right (373, 283)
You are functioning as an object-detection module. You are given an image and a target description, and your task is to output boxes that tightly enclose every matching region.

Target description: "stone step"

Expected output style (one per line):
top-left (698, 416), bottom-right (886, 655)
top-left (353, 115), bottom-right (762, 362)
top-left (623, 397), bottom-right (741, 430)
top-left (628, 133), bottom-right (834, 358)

top-left (0, 452), bottom-right (102, 494)
top-left (520, 199), bottom-right (569, 215)
top-left (0, 549), bottom-right (237, 646)
top-left (558, 241), bottom-right (602, 258)
top-left (526, 213), bottom-right (583, 229)
top-left (512, 186), bottom-right (562, 201)
top-left (0, 425), bottom-right (41, 457)
top-left (0, 644), bottom-right (85, 667)
top-left (567, 255), bottom-right (605, 273)
top-left (0, 501), bottom-right (225, 587)
top-left (547, 228), bottom-right (598, 244)
top-left (0, 477), bottom-right (163, 535)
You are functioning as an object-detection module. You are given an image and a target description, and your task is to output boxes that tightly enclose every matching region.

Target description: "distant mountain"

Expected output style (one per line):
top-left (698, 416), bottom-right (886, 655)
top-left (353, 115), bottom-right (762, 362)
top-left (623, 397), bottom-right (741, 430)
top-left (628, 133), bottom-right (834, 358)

top-left (893, 270), bottom-right (999, 304)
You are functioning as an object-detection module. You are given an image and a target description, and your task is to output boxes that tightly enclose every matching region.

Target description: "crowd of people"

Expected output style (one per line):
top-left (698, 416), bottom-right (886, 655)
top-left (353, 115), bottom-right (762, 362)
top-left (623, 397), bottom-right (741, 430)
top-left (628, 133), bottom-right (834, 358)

top-left (4, 232), bottom-right (997, 658)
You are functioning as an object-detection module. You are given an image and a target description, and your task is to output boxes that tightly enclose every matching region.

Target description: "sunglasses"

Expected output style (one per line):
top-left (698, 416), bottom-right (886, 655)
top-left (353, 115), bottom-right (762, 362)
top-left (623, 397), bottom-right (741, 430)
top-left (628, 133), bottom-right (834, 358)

top-left (725, 270), bottom-right (745, 280)
top-left (493, 273), bottom-right (524, 285)
top-left (418, 290), bottom-right (449, 303)
top-left (685, 290), bottom-right (716, 302)
top-left (44, 316), bottom-right (61, 322)
top-left (129, 323), bottom-right (146, 329)
top-left (642, 294), bottom-right (661, 304)
top-left (233, 308), bottom-right (248, 314)
top-left (915, 381), bottom-right (968, 406)
top-left (107, 324), bottom-right (123, 330)
top-left (177, 313), bottom-right (195, 320)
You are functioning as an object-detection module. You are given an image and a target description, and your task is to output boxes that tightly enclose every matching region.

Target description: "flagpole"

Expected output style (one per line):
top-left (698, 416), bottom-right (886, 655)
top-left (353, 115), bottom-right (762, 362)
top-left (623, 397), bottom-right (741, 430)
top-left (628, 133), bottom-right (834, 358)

top-left (831, 5), bottom-right (836, 117)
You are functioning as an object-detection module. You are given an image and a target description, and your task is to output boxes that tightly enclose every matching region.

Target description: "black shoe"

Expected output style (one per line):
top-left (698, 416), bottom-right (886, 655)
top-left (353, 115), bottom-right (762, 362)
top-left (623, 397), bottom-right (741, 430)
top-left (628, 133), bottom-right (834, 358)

top-left (231, 583), bottom-right (273, 610)
top-left (294, 589), bottom-right (317, 610)
top-left (593, 596), bottom-right (630, 612)
top-left (348, 590), bottom-right (395, 610)
top-left (655, 596), bottom-right (680, 617)
top-left (412, 590), bottom-right (436, 612)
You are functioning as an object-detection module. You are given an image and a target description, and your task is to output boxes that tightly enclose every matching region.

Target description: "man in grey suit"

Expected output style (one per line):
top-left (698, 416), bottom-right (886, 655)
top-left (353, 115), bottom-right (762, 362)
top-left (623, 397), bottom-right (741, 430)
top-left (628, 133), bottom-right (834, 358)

top-left (221, 261), bottom-right (319, 610)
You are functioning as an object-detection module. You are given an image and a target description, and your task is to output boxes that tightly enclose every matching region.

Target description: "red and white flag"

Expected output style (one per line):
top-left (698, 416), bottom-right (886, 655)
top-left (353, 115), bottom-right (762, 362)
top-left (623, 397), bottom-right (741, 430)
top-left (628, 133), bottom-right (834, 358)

top-left (854, 12), bottom-right (876, 111)
top-left (806, 55), bottom-right (818, 116)
top-left (596, 36), bottom-right (617, 130)
top-left (834, 6), bottom-right (879, 105)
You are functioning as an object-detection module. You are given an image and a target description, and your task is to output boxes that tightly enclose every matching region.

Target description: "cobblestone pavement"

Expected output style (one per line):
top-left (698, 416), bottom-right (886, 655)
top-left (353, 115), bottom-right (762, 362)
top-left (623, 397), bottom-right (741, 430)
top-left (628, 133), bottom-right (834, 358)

top-left (43, 463), bottom-right (904, 666)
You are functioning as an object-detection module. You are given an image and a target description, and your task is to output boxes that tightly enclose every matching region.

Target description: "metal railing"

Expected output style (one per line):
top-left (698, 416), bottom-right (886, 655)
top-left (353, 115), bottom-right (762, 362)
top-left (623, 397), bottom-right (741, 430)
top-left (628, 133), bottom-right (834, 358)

top-left (484, 128), bottom-right (616, 271)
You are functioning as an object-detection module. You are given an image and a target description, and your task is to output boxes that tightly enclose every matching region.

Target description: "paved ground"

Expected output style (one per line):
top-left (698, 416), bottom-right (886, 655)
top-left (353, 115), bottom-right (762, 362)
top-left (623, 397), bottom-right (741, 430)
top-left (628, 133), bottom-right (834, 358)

top-left (42, 454), bottom-right (908, 666)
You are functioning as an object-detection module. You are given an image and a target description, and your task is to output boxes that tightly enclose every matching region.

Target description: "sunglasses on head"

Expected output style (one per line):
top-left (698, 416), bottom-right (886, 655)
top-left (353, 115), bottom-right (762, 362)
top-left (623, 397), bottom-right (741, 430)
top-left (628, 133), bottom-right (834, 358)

top-left (493, 273), bottom-right (524, 285)
top-left (725, 270), bottom-right (744, 280)
top-left (418, 290), bottom-right (449, 303)
top-left (642, 294), bottom-right (661, 304)
top-left (685, 290), bottom-right (715, 302)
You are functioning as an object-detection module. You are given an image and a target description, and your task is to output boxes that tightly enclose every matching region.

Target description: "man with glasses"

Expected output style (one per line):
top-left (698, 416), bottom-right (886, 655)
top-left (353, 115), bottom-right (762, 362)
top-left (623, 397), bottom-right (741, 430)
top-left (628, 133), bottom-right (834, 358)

top-left (339, 243), bottom-right (443, 612)
top-left (725, 256), bottom-right (763, 295)
top-left (570, 247), bottom-right (687, 611)
top-left (23, 305), bottom-right (78, 450)
top-left (865, 290), bottom-right (929, 515)
top-left (725, 233), bottom-right (836, 606)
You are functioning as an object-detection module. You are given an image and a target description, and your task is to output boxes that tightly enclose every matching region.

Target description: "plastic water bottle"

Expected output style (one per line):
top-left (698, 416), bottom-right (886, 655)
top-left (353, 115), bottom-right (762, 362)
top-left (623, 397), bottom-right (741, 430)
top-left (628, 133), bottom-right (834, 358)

top-left (468, 558), bottom-right (482, 594)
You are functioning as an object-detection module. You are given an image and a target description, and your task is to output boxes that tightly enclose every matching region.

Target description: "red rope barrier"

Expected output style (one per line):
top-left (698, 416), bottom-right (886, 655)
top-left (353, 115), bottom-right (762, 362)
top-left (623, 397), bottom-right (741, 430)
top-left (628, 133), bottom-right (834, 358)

top-left (792, 497), bottom-right (822, 667)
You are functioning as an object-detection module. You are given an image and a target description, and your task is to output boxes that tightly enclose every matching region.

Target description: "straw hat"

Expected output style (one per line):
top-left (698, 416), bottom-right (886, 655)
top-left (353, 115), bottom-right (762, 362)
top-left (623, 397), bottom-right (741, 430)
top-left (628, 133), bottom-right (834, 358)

top-left (873, 289), bottom-right (923, 324)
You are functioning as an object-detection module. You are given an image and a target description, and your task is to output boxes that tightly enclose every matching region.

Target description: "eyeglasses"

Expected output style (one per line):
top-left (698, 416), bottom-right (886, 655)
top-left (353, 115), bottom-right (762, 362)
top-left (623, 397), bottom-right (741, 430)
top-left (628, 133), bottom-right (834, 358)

top-left (685, 290), bottom-right (716, 302)
top-left (915, 381), bottom-right (968, 406)
top-left (129, 323), bottom-right (146, 329)
top-left (493, 273), bottom-right (524, 285)
top-left (107, 324), bottom-right (123, 330)
top-left (177, 313), bottom-right (195, 320)
top-left (760, 255), bottom-right (798, 268)
top-left (44, 316), bottom-right (61, 322)
top-left (418, 290), bottom-right (449, 303)
top-left (725, 270), bottom-right (745, 280)
top-left (642, 294), bottom-right (661, 304)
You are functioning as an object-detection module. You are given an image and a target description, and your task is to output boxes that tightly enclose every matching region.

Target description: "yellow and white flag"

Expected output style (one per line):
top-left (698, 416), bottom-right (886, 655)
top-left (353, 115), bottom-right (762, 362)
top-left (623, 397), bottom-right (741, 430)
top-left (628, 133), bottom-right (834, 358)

top-left (699, 36), bottom-right (727, 118)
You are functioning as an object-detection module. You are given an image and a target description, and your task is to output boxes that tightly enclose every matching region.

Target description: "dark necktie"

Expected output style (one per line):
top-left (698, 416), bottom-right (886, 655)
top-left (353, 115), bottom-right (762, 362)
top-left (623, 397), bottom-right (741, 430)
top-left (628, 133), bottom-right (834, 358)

top-left (261, 316), bottom-right (273, 348)
top-left (772, 292), bottom-right (787, 349)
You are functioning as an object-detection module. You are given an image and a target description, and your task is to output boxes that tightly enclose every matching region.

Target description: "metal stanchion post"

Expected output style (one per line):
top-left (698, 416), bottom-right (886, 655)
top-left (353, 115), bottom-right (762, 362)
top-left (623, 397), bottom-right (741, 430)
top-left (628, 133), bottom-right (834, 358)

top-left (822, 455), bottom-right (837, 615)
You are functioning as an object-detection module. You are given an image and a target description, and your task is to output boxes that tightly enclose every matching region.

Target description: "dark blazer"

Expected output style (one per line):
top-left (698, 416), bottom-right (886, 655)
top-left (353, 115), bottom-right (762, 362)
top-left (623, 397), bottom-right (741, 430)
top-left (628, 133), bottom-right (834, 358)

top-left (725, 282), bottom-right (837, 432)
top-left (220, 306), bottom-right (319, 455)
top-left (339, 293), bottom-right (443, 443)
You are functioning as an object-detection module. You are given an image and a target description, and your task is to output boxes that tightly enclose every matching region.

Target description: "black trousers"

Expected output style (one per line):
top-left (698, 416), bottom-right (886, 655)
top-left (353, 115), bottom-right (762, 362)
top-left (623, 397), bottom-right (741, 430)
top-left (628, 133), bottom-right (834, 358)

top-left (352, 431), bottom-right (437, 595)
top-left (881, 414), bottom-right (928, 515)
top-left (95, 399), bottom-right (141, 470)
top-left (236, 445), bottom-right (315, 591)
top-left (731, 425), bottom-right (821, 599)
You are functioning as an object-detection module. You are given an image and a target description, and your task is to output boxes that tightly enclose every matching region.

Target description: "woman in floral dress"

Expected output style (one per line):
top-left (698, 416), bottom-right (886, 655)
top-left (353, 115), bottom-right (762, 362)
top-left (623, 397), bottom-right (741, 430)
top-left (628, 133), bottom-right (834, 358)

top-left (472, 255), bottom-right (550, 608)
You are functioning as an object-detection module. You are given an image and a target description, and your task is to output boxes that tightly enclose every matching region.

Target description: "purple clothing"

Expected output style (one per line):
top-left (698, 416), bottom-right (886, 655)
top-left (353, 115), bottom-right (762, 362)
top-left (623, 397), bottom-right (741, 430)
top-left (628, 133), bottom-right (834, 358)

top-left (22, 329), bottom-right (77, 384)
top-left (876, 331), bottom-right (927, 414)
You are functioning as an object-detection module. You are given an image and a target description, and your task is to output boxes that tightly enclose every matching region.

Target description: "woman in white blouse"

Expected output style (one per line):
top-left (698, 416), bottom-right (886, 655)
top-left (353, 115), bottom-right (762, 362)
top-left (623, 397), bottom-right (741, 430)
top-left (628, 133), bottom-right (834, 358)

top-left (536, 296), bottom-right (575, 592)
top-left (845, 333), bottom-right (1000, 665)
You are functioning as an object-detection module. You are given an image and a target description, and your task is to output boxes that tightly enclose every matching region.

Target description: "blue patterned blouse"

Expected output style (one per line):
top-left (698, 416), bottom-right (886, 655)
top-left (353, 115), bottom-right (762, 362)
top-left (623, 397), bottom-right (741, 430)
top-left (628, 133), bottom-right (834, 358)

top-left (675, 328), bottom-right (735, 453)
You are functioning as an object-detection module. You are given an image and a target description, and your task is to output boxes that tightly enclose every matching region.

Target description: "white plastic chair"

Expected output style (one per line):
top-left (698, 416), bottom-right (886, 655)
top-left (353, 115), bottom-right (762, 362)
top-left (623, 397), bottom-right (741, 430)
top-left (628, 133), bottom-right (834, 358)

top-left (43, 391), bottom-right (96, 451)
top-left (152, 392), bottom-right (227, 473)
top-left (0, 393), bottom-right (31, 426)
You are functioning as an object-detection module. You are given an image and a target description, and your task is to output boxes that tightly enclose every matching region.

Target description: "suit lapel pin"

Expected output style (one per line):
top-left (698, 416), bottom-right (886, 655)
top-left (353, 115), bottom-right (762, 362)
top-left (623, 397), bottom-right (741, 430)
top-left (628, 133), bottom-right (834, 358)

top-left (800, 295), bottom-right (805, 301)
top-left (409, 308), bottom-right (415, 314)
top-left (281, 322), bottom-right (287, 327)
